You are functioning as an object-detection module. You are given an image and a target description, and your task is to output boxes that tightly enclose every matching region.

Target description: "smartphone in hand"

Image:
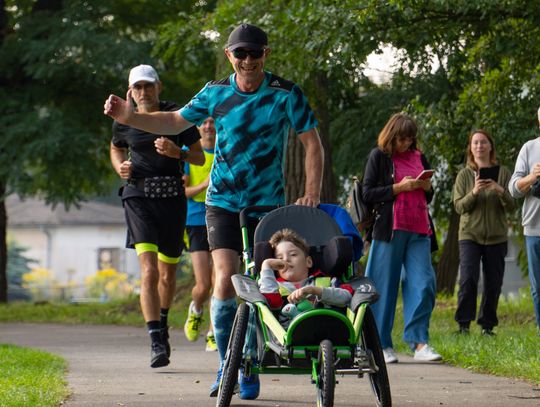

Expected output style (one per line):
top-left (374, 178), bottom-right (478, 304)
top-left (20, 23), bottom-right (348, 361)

top-left (416, 169), bottom-right (434, 180)
top-left (478, 166), bottom-right (500, 181)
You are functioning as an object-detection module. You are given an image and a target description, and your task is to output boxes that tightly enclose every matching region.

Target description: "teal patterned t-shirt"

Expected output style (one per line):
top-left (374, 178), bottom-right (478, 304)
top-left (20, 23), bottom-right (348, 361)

top-left (179, 71), bottom-right (317, 212)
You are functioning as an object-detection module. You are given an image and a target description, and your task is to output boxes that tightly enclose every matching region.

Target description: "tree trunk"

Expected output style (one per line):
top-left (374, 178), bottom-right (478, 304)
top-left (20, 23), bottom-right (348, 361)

top-left (0, 1), bottom-right (7, 303)
top-left (436, 209), bottom-right (460, 295)
top-left (312, 72), bottom-right (337, 204)
top-left (285, 129), bottom-right (305, 204)
top-left (285, 71), bottom-right (337, 204)
top-left (0, 185), bottom-right (7, 303)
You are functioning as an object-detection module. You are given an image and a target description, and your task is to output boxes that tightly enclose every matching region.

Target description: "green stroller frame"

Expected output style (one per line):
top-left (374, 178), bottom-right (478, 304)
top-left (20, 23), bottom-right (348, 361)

top-left (216, 205), bottom-right (391, 407)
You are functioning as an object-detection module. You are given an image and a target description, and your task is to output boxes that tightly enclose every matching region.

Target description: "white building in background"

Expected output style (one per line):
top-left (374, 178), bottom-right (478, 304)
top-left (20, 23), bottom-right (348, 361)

top-left (6, 195), bottom-right (138, 286)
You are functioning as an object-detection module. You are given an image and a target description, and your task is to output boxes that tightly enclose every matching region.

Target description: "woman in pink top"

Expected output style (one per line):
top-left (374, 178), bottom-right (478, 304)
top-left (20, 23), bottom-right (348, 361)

top-left (362, 113), bottom-right (442, 364)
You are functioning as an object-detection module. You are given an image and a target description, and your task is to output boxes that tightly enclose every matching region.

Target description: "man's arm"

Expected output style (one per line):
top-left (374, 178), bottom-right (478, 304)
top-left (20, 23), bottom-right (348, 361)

top-left (183, 174), bottom-right (210, 198)
top-left (509, 142), bottom-right (540, 197)
top-left (296, 128), bottom-right (324, 207)
top-left (104, 91), bottom-right (192, 135)
top-left (186, 141), bottom-right (205, 165)
top-left (110, 142), bottom-right (131, 179)
top-left (154, 138), bottom-right (205, 165)
top-left (516, 163), bottom-right (540, 194)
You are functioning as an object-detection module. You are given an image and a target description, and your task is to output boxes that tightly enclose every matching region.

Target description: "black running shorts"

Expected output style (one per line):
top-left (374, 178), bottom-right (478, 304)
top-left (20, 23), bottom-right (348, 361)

top-left (186, 225), bottom-right (210, 252)
top-left (123, 196), bottom-right (186, 258)
top-left (205, 205), bottom-right (258, 254)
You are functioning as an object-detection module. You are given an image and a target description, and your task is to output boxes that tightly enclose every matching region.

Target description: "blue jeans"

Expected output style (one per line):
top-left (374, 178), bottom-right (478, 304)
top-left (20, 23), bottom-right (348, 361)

top-left (366, 230), bottom-right (436, 349)
top-left (525, 236), bottom-right (540, 328)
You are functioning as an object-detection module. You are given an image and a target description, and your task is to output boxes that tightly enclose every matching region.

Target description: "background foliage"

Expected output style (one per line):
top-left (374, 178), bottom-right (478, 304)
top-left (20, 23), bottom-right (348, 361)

top-left (2, 0), bottom-right (540, 299)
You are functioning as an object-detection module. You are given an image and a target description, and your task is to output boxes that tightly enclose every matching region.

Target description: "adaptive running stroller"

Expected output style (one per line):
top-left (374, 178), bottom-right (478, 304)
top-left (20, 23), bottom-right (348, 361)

top-left (216, 205), bottom-right (391, 407)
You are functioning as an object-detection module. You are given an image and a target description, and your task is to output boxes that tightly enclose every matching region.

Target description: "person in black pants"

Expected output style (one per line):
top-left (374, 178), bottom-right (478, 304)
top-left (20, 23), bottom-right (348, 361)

top-left (110, 64), bottom-right (204, 367)
top-left (453, 129), bottom-right (515, 335)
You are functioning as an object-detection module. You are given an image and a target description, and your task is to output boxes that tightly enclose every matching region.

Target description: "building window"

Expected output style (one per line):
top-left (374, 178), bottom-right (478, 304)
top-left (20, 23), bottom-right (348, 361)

top-left (98, 248), bottom-right (120, 270)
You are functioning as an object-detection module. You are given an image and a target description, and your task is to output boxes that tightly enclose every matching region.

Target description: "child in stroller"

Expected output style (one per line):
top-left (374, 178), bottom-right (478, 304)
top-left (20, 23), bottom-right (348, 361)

top-left (259, 228), bottom-right (354, 322)
top-left (216, 205), bottom-right (391, 407)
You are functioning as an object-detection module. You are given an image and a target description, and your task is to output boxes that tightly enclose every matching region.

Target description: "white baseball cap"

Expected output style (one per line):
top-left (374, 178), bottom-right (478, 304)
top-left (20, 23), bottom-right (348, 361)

top-left (128, 64), bottom-right (159, 86)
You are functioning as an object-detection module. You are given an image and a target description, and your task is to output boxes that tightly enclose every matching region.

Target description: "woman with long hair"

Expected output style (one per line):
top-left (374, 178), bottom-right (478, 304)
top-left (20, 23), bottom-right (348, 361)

top-left (453, 129), bottom-right (515, 335)
top-left (362, 113), bottom-right (441, 363)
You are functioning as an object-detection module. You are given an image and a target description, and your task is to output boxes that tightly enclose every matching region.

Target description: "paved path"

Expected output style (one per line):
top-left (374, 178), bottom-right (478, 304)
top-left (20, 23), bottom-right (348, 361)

top-left (1, 323), bottom-right (539, 406)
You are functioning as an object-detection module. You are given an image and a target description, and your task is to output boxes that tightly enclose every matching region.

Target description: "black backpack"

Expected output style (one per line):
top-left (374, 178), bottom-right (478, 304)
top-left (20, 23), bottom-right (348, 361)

top-left (348, 176), bottom-right (374, 232)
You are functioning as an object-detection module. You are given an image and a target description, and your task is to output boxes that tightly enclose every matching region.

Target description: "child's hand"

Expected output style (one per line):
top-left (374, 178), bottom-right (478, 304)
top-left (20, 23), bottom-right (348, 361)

top-left (261, 258), bottom-right (288, 272)
top-left (287, 286), bottom-right (322, 304)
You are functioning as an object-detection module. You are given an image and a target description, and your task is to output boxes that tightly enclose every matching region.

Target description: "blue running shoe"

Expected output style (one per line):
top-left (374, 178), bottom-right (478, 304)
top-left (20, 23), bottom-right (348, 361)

top-left (238, 367), bottom-right (260, 400)
top-left (209, 363), bottom-right (239, 397)
top-left (209, 364), bottom-right (222, 397)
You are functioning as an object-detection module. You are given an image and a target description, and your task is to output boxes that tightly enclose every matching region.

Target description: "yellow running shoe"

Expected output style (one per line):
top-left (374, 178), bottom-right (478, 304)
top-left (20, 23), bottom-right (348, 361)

top-left (184, 301), bottom-right (202, 342)
top-left (205, 331), bottom-right (217, 352)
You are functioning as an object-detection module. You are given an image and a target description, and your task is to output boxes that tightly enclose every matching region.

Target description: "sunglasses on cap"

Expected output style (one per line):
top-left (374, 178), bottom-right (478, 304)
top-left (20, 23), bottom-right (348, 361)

top-left (232, 48), bottom-right (265, 60)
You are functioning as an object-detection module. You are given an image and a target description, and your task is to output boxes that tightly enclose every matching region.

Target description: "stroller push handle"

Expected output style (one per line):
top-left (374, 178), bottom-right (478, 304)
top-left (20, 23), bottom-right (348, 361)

top-left (239, 205), bottom-right (279, 278)
top-left (239, 205), bottom-right (279, 229)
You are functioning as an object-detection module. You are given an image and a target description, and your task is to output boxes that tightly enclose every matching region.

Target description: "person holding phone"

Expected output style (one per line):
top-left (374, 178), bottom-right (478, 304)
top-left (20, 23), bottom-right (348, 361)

top-left (362, 113), bottom-right (441, 363)
top-left (110, 64), bottom-right (204, 368)
top-left (509, 107), bottom-right (540, 335)
top-left (453, 129), bottom-right (515, 336)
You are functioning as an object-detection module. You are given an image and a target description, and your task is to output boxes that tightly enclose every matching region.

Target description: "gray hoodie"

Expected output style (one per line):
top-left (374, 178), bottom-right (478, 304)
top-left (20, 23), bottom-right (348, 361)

top-left (509, 137), bottom-right (540, 236)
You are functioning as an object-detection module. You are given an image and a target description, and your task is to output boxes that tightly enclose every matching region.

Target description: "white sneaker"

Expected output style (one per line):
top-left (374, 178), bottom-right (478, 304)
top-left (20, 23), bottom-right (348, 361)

top-left (414, 344), bottom-right (442, 362)
top-left (382, 348), bottom-right (398, 363)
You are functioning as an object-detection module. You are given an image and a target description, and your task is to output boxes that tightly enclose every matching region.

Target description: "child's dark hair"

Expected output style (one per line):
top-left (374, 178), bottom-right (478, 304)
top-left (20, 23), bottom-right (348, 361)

top-left (269, 228), bottom-right (309, 256)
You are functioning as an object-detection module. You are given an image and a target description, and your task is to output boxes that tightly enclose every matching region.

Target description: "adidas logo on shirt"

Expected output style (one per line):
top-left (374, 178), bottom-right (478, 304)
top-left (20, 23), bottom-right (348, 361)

top-left (270, 80), bottom-right (280, 87)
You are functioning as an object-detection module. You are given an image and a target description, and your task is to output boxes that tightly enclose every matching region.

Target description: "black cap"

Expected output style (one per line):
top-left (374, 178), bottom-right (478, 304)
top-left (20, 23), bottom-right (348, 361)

top-left (227, 23), bottom-right (268, 51)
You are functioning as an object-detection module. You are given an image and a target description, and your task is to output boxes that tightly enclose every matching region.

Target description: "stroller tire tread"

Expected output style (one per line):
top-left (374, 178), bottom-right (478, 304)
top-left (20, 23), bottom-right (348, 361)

top-left (216, 303), bottom-right (250, 407)
top-left (362, 307), bottom-right (392, 407)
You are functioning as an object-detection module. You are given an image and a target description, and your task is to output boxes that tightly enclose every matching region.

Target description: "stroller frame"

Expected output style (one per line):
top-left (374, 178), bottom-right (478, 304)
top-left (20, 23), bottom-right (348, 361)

top-left (216, 205), bottom-right (391, 407)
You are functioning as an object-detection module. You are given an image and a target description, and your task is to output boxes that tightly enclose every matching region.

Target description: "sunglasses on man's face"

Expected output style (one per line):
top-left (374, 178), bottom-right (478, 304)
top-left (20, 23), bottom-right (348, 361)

top-left (232, 48), bottom-right (265, 60)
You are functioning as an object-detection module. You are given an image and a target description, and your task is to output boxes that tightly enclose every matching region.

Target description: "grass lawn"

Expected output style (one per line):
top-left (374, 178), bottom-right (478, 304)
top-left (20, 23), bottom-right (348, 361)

top-left (0, 276), bottom-right (199, 329)
top-left (392, 290), bottom-right (540, 385)
top-left (0, 344), bottom-right (67, 407)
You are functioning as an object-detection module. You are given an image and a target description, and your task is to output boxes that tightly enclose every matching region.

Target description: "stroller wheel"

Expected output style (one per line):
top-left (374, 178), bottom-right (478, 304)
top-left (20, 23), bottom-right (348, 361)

top-left (216, 303), bottom-right (250, 407)
top-left (361, 307), bottom-right (392, 407)
top-left (316, 339), bottom-right (335, 407)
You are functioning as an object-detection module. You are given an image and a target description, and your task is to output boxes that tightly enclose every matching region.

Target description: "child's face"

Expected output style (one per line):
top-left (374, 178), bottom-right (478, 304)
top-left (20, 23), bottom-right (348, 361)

top-left (274, 241), bottom-right (312, 283)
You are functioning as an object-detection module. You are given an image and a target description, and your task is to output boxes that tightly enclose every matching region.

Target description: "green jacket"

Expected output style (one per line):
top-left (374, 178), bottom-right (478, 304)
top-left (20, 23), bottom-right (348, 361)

top-left (453, 165), bottom-right (515, 244)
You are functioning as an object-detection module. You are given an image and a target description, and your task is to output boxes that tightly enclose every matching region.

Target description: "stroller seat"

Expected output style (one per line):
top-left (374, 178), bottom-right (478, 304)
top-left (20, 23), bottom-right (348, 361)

top-left (253, 205), bottom-right (354, 279)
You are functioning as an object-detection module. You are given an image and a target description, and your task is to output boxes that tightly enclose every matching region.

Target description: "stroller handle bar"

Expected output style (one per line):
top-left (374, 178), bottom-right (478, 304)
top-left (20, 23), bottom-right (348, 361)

top-left (239, 205), bottom-right (279, 229)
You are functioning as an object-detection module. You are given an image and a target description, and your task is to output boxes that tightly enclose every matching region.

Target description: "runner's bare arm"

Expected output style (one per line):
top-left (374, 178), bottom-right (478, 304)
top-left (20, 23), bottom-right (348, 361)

top-left (110, 142), bottom-right (131, 179)
top-left (296, 128), bottom-right (324, 207)
top-left (104, 90), bottom-right (192, 135)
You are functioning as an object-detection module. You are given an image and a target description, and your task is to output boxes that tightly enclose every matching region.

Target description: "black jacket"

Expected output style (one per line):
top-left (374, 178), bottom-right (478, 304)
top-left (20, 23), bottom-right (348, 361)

top-left (362, 147), bottom-right (435, 245)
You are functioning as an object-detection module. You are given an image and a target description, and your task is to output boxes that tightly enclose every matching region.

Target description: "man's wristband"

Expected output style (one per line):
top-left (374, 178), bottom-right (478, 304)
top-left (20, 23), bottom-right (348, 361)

top-left (179, 150), bottom-right (188, 161)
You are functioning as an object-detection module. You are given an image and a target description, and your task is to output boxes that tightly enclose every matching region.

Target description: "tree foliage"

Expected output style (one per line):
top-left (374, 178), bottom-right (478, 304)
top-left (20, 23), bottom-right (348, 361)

top-left (162, 0), bottom-right (540, 291)
top-left (6, 240), bottom-right (35, 286)
top-left (356, 0), bottom-right (540, 291)
top-left (2, 0), bottom-right (539, 299)
top-left (0, 0), bottom-right (209, 302)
